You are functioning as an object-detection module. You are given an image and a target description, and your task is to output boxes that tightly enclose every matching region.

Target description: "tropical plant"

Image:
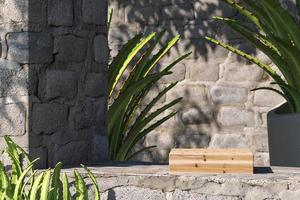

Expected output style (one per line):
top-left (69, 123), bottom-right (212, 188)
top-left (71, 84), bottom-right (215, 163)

top-left (205, 0), bottom-right (300, 113)
top-left (108, 30), bottom-right (191, 161)
top-left (0, 136), bottom-right (100, 200)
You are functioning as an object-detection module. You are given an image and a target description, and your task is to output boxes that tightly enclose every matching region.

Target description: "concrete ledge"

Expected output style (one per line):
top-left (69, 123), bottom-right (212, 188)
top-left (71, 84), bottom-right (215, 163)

top-left (63, 163), bottom-right (300, 200)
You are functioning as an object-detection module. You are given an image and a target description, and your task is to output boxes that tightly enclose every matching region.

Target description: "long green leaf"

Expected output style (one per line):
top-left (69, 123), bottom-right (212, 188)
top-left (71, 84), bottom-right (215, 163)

top-left (13, 159), bottom-right (38, 200)
top-left (117, 98), bottom-right (182, 160)
top-left (259, 0), bottom-right (300, 48)
top-left (109, 33), bottom-right (156, 95)
top-left (81, 165), bottom-right (100, 200)
top-left (124, 112), bottom-right (177, 160)
top-left (141, 35), bottom-right (181, 77)
top-left (213, 16), bottom-right (296, 87)
top-left (40, 169), bottom-right (51, 200)
top-left (62, 173), bottom-right (71, 200)
top-left (74, 170), bottom-right (88, 200)
top-left (49, 162), bottom-right (62, 200)
top-left (205, 36), bottom-right (286, 86)
top-left (29, 172), bottom-right (44, 200)
top-left (108, 72), bottom-right (169, 158)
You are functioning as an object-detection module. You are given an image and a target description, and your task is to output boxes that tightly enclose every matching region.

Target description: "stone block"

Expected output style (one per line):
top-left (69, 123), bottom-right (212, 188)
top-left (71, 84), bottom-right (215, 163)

top-left (254, 152), bottom-right (269, 167)
top-left (51, 140), bottom-right (88, 167)
top-left (29, 0), bottom-right (46, 24)
top-left (172, 190), bottom-right (239, 200)
top-left (166, 83), bottom-right (208, 105)
top-left (74, 99), bottom-right (106, 129)
top-left (194, 0), bottom-right (237, 20)
top-left (88, 134), bottom-right (109, 164)
top-left (94, 35), bottom-right (109, 63)
top-left (108, 186), bottom-right (166, 200)
top-left (56, 35), bottom-right (87, 62)
top-left (7, 32), bottom-right (53, 64)
top-left (221, 63), bottom-right (263, 82)
top-left (175, 133), bottom-right (211, 148)
top-left (162, 4), bottom-right (194, 20)
top-left (29, 147), bottom-right (47, 169)
top-left (84, 73), bottom-right (107, 97)
top-left (32, 103), bottom-right (68, 134)
top-left (254, 89), bottom-right (285, 107)
top-left (250, 133), bottom-right (268, 152)
top-left (145, 130), bottom-right (175, 149)
top-left (0, 0), bottom-right (28, 23)
top-left (46, 70), bottom-right (77, 99)
top-left (126, 6), bottom-right (160, 25)
top-left (188, 59), bottom-right (220, 81)
top-left (217, 107), bottom-right (254, 126)
top-left (128, 0), bottom-right (171, 6)
top-left (280, 190), bottom-right (300, 200)
top-left (48, 0), bottom-right (73, 26)
top-left (82, 0), bottom-right (107, 25)
top-left (209, 134), bottom-right (249, 148)
top-left (209, 86), bottom-right (248, 104)
top-left (141, 85), bottom-right (166, 105)
top-left (0, 68), bottom-right (28, 97)
top-left (0, 59), bottom-right (21, 70)
top-left (184, 21), bottom-right (219, 39)
top-left (0, 103), bottom-right (26, 136)
top-left (180, 107), bottom-right (212, 124)
top-left (159, 63), bottom-right (186, 84)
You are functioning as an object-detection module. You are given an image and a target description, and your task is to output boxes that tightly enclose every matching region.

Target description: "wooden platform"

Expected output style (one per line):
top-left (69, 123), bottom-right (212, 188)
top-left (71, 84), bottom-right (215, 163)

top-left (169, 148), bottom-right (254, 174)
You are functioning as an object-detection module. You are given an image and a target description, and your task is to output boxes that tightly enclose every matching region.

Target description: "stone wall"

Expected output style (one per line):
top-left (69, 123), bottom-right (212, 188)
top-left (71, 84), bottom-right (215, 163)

top-left (0, 0), bottom-right (108, 168)
top-left (108, 0), bottom-right (288, 165)
top-left (67, 165), bottom-right (300, 200)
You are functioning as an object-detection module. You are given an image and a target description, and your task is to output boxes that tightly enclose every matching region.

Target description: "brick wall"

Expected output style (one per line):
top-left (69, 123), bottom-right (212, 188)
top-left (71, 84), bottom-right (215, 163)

top-left (0, 0), bottom-right (108, 168)
top-left (109, 0), bottom-right (289, 165)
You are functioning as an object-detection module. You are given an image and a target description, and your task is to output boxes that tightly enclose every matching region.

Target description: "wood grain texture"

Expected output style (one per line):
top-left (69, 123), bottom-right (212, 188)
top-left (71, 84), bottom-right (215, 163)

top-left (169, 148), bottom-right (254, 174)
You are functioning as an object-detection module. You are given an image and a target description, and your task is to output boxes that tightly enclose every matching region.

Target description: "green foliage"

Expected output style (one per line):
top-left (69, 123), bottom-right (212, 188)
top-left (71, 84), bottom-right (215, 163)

top-left (108, 30), bottom-right (191, 161)
top-left (205, 0), bottom-right (300, 112)
top-left (0, 136), bottom-right (100, 200)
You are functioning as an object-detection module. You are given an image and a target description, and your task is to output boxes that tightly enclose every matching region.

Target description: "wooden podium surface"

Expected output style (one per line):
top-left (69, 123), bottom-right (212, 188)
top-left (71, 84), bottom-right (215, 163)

top-left (169, 148), bottom-right (254, 174)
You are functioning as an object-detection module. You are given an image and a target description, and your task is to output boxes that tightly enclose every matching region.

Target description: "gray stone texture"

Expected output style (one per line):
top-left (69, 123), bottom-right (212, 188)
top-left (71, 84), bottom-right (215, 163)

top-left (0, 0), bottom-right (108, 168)
top-left (48, 0), bottom-right (73, 26)
top-left (94, 35), bottom-right (109, 63)
top-left (46, 70), bottom-right (78, 99)
top-left (60, 165), bottom-right (300, 200)
top-left (56, 35), bottom-right (87, 62)
top-left (32, 103), bottom-right (68, 134)
top-left (0, 103), bottom-right (26, 136)
top-left (7, 32), bottom-right (53, 64)
top-left (84, 73), bottom-right (107, 97)
top-left (82, 0), bottom-right (107, 25)
top-left (108, 0), bottom-right (285, 164)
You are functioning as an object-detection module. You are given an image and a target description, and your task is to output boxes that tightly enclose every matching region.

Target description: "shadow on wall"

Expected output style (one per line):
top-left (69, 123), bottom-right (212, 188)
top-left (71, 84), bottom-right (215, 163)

top-left (109, 0), bottom-right (299, 163)
top-left (109, 0), bottom-right (259, 61)
top-left (0, 0), bottom-right (109, 168)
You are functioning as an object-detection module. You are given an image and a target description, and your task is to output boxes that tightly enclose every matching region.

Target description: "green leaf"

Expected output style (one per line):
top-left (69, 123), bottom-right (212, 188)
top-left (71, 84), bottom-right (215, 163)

top-left (141, 35), bottom-right (181, 76)
top-left (40, 169), bottom-right (51, 200)
top-left (205, 36), bottom-right (286, 86)
top-left (117, 98), bottom-right (182, 160)
top-left (81, 165), bottom-right (100, 200)
top-left (108, 72), bottom-right (168, 158)
top-left (74, 169), bottom-right (88, 200)
top-left (125, 112), bottom-right (177, 160)
top-left (109, 32), bottom-right (156, 95)
top-left (29, 172), bottom-right (44, 200)
top-left (49, 162), bottom-right (62, 200)
top-left (107, 8), bottom-right (113, 32)
top-left (13, 159), bottom-right (38, 200)
top-left (127, 145), bottom-right (157, 160)
top-left (62, 173), bottom-right (71, 200)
